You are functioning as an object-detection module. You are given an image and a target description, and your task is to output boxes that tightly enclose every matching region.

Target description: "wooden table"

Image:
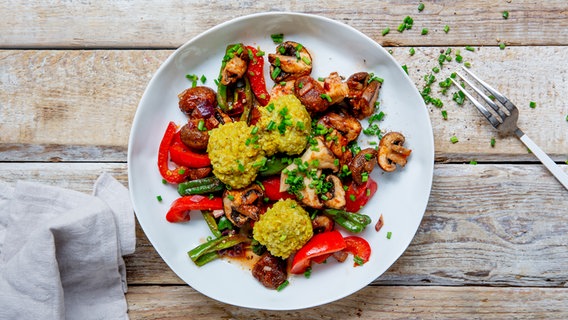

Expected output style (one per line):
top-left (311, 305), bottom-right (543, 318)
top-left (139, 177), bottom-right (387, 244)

top-left (2, 1), bottom-right (567, 318)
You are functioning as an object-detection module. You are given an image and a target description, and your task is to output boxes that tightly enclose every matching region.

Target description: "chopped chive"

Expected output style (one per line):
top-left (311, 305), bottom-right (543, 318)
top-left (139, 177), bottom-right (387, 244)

top-left (178, 168), bottom-right (186, 174)
top-left (464, 61), bottom-right (472, 68)
top-left (450, 135), bottom-right (459, 144)
top-left (197, 119), bottom-right (206, 131)
top-left (271, 66), bottom-right (281, 79)
top-left (418, 2), bottom-right (425, 11)
top-left (409, 47), bottom-right (416, 56)
top-left (529, 101), bottom-right (537, 108)
top-left (156, 195), bottom-right (162, 202)
top-left (444, 25), bottom-right (450, 33)
top-left (304, 267), bottom-right (312, 278)
top-left (421, 28), bottom-right (429, 35)
top-left (491, 137), bottom-right (496, 147)
top-left (271, 33), bottom-right (284, 44)
top-left (465, 46), bottom-right (475, 52)
top-left (432, 66), bottom-right (440, 73)
top-left (354, 256), bottom-right (365, 266)
top-left (266, 120), bottom-right (276, 131)
top-left (469, 160), bottom-right (477, 165)
top-left (402, 65), bottom-right (408, 74)
top-left (200, 75), bottom-right (207, 83)
top-left (382, 27), bottom-right (390, 36)
top-left (502, 11), bottom-right (509, 19)
top-left (386, 231), bottom-right (392, 239)
top-left (320, 93), bottom-right (332, 102)
top-left (499, 42), bottom-right (506, 50)
top-left (162, 179), bottom-right (167, 184)
top-left (441, 110), bottom-right (448, 120)
top-left (397, 23), bottom-right (406, 33)
top-left (301, 56), bottom-right (312, 65)
top-left (350, 194), bottom-right (356, 201)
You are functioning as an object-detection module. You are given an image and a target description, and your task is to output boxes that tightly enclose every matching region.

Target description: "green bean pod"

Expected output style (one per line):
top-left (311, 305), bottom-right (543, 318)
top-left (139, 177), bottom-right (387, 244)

top-left (323, 209), bottom-right (372, 233)
top-left (177, 177), bottom-right (225, 196)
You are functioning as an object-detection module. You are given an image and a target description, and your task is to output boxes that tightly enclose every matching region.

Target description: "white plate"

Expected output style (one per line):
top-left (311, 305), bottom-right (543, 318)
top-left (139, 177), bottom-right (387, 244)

top-left (128, 12), bottom-right (434, 310)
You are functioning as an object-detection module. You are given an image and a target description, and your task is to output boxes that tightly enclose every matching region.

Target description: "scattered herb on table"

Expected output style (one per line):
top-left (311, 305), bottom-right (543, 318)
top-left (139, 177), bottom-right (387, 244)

top-left (450, 135), bottom-right (459, 144)
top-left (529, 101), bottom-right (537, 108)
top-left (502, 11), bottom-right (509, 19)
top-left (418, 2), bottom-right (425, 12)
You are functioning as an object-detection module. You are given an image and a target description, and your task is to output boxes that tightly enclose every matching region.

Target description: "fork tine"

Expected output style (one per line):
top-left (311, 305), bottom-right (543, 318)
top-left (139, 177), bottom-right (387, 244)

top-left (460, 66), bottom-right (515, 113)
top-left (450, 78), bottom-right (501, 128)
top-left (456, 72), bottom-right (509, 121)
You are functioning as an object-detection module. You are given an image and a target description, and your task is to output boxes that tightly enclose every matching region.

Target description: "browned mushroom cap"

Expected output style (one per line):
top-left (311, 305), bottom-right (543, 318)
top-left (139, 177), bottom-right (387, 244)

top-left (294, 75), bottom-right (330, 114)
top-left (378, 132), bottom-right (412, 172)
top-left (178, 86), bottom-right (217, 116)
top-left (349, 148), bottom-right (378, 185)
top-left (312, 215), bottom-right (335, 234)
top-left (268, 41), bottom-right (312, 82)
top-left (223, 184), bottom-right (264, 227)
top-left (180, 119), bottom-right (209, 151)
top-left (345, 72), bottom-right (382, 119)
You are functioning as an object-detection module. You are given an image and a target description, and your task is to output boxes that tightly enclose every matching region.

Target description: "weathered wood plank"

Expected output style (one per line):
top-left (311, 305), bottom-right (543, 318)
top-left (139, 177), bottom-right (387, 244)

top-left (1, 162), bottom-right (566, 287)
top-left (1, 47), bottom-right (567, 163)
top-left (125, 285), bottom-right (568, 319)
top-left (1, 1), bottom-right (568, 48)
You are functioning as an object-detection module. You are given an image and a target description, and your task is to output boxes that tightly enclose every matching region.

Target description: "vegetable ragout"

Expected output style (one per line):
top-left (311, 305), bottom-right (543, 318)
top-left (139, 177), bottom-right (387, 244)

top-left (157, 37), bottom-right (412, 290)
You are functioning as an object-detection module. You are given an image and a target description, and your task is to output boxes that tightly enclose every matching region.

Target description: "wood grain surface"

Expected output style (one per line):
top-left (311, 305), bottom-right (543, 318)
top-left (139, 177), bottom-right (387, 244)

top-left (1, 0), bottom-right (567, 318)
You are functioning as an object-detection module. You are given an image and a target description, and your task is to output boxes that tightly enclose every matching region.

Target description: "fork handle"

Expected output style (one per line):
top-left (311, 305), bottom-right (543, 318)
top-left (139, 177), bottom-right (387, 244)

top-left (515, 129), bottom-right (568, 190)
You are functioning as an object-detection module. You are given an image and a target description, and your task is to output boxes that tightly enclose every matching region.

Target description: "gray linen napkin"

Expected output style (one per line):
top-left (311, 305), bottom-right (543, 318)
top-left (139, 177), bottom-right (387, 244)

top-left (0, 173), bottom-right (135, 320)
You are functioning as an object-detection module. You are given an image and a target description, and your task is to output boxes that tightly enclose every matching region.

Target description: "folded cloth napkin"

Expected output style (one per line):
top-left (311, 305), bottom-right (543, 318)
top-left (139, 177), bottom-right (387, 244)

top-left (0, 173), bottom-right (135, 320)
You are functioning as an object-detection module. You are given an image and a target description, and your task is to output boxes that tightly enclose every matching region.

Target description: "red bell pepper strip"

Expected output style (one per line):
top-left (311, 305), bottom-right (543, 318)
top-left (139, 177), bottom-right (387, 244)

top-left (166, 195), bottom-right (224, 223)
top-left (344, 177), bottom-right (378, 213)
top-left (260, 176), bottom-right (295, 201)
top-left (168, 130), bottom-right (211, 168)
top-left (246, 46), bottom-right (270, 106)
top-left (290, 230), bottom-right (346, 274)
top-left (343, 236), bottom-right (371, 267)
top-left (158, 121), bottom-right (190, 184)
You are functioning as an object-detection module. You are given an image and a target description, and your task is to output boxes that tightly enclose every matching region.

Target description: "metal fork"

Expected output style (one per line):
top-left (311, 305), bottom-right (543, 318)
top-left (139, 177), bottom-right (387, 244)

top-left (451, 66), bottom-right (568, 191)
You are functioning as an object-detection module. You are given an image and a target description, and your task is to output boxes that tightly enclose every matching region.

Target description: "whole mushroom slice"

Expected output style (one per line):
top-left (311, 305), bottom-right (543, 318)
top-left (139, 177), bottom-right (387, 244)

top-left (268, 41), bottom-right (313, 82)
top-left (312, 215), bottom-right (335, 234)
top-left (322, 175), bottom-right (346, 209)
top-left (377, 132), bottom-right (412, 172)
top-left (349, 148), bottom-right (378, 185)
top-left (223, 184), bottom-right (264, 227)
top-left (345, 72), bottom-right (382, 119)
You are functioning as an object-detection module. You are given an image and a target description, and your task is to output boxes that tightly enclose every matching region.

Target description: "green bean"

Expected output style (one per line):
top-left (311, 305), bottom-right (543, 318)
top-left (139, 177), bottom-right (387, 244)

top-left (323, 209), bottom-right (372, 233)
top-left (177, 177), bottom-right (224, 196)
top-left (201, 211), bottom-right (222, 238)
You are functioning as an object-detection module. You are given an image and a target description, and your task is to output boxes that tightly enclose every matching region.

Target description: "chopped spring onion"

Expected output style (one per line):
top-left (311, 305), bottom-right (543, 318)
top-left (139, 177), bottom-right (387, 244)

top-left (421, 28), bottom-right (428, 35)
top-left (418, 2), bottom-right (425, 11)
top-left (444, 25), bottom-right (450, 33)
top-left (491, 137), bottom-right (496, 147)
top-left (382, 27), bottom-right (390, 36)
top-left (465, 46), bottom-right (475, 52)
top-left (386, 231), bottom-right (392, 239)
top-left (529, 101), bottom-right (537, 108)
top-left (156, 195), bottom-right (162, 202)
top-left (450, 135), bottom-right (459, 144)
top-left (502, 11), bottom-right (509, 19)
top-left (409, 47), bottom-right (416, 56)
top-left (441, 110), bottom-right (448, 120)
top-left (271, 33), bottom-right (284, 43)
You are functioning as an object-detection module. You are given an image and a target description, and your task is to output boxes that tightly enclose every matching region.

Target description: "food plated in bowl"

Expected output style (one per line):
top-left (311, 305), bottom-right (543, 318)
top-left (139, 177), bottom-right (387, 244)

top-left (128, 12), bottom-right (434, 310)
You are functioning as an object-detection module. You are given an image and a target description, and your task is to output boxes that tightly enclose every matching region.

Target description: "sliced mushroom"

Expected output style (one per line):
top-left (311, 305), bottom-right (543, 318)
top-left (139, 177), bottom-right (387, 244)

top-left (312, 215), bottom-right (335, 234)
top-left (221, 45), bottom-right (249, 86)
top-left (298, 174), bottom-right (324, 209)
top-left (318, 111), bottom-right (362, 142)
top-left (294, 75), bottom-right (330, 114)
top-left (319, 72), bottom-right (349, 105)
top-left (268, 41), bottom-right (312, 82)
top-left (322, 175), bottom-right (346, 209)
top-left (345, 72), bottom-right (382, 119)
top-left (349, 148), bottom-right (378, 185)
top-left (377, 132), bottom-right (412, 172)
top-left (223, 184), bottom-right (264, 227)
top-left (300, 136), bottom-right (339, 172)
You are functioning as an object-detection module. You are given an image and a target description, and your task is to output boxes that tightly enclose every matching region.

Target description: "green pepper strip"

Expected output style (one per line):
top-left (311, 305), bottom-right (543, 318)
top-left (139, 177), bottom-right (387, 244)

top-left (258, 157), bottom-right (289, 176)
top-left (239, 76), bottom-right (254, 123)
top-left (322, 209), bottom-right (372, 233)
top-left (201, 211), bottom-right (222, 238)
top-left (177, 177), bottom-right (225, 196)
top-left (187, 234), bottom-right (249, 265)
top-left (216, 44), bottom-right (239, 112)
top-left (194, 251), bottom-right (221, 266)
